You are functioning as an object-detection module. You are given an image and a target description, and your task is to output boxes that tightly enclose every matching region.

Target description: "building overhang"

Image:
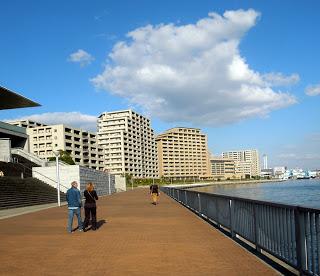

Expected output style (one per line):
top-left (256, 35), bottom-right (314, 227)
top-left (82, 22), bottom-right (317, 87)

top-left (0, 86), bottom-right (40, 110)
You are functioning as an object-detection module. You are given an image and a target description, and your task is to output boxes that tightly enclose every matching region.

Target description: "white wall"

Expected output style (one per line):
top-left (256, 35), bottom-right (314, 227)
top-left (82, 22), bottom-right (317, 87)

top-left (32, 165), bottom-right (80, 193)
top-left (0, 139), bottom-right (11, 162)
top-left (115, 175), bottom-right (126, 192)
top-left (32, 165), bottom-right (118, 195)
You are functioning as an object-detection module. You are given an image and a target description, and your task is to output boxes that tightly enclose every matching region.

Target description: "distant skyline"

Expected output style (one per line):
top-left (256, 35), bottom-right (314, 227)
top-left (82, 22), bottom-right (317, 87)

top-left (1, 0), bottom-right (319, 169)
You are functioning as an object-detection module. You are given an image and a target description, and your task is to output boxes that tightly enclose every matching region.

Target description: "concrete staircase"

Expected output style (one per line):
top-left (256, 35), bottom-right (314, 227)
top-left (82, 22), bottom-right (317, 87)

top-left (0, 177), bottom-right (65, 210)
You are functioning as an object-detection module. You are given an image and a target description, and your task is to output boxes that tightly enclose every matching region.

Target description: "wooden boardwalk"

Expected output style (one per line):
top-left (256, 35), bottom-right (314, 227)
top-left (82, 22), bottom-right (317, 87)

top-left (0, 189), bottom-right (278, 275)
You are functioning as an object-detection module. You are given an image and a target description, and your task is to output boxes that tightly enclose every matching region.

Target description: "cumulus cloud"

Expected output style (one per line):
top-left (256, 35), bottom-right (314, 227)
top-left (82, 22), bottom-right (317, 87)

top-left (305, 84), bottom-right (320, 96)
top-left (68, 49), bottom-right (94, 67)
top-left (91, 9), bottom-right (297, 126)
top-left (262, 72), bottom-right (300, 87)
top-left (7, 112), bottom-right (97, 131)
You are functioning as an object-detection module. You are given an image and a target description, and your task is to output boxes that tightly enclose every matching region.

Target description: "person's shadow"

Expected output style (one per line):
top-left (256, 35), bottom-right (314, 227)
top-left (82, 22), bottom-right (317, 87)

top-left (96, 219), bottom-right (106, 229)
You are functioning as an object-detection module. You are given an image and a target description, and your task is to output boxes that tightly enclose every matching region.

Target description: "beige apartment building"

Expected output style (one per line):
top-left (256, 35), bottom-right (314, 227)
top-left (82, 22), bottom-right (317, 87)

top-left (210, 156), bottom-right (237, 180)
top-left (156, 127), bottom-right (210, 179)
top-left (97, 110), bottom-right (158, 178)
top-left (222, 149), bottom-right (260, 177)
top-left (10, 121), bottom-right (104, 170)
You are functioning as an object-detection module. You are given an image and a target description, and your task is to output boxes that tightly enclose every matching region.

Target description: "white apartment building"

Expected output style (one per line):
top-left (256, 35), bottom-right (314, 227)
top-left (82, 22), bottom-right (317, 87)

top-left (222, 149), bottom-right (260, 177)
top-left (9, 119), bottom-right (47, 128)
top-left (23, 123), bottom-right (104, 170)
top-left (97, 110), bottom-right (158, 178)
top-left (156, 127), bottom-right (210, 179)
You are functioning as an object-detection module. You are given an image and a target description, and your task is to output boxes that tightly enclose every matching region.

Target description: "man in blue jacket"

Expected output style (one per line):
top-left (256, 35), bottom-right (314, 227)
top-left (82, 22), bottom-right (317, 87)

top-left (66, 181), bottom-right (83, 233)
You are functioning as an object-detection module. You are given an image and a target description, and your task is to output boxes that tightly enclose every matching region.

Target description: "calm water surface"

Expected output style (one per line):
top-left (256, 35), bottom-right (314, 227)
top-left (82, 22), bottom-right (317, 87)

top-left (191, 179), bottom-right (320, 209)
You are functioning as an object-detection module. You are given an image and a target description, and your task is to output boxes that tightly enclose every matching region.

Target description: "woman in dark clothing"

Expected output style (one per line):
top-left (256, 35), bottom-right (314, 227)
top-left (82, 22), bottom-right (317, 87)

top-left (83, 182), bottom-right (99, 231)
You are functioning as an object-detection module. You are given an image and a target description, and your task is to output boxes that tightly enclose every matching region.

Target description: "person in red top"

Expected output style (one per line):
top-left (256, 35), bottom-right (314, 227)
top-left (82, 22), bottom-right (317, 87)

top-left (83, 182), bottom-right (99, 231)
top-left (150, 184), bottom-right (159, 205)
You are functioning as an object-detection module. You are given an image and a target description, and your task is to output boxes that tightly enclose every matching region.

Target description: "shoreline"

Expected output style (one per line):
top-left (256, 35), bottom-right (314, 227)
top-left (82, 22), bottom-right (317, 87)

top-left (164, 178), bottom-right (286, 189)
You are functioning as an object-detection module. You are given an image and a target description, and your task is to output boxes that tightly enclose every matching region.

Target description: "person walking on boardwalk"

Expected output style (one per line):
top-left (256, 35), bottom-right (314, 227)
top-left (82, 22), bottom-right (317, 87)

top-left (150, 183), bottom-right (159, 205)
top-left (83, 182), bottom-right (99, 231)
top-left (66, 181), bottom-right (83, 233)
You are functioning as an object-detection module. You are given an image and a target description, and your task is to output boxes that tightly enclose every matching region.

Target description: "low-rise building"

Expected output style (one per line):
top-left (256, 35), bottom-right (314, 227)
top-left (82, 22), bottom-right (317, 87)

top-left (210, 156), bottom-right (237, 180)
top-left (222, 149), bottom-right (260, 178)
top-left (24, 123), bottom-right (104, 170)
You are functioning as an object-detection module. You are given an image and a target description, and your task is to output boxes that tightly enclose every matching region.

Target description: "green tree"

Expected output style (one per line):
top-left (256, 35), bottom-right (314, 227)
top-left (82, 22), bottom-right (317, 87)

top-left (48, 150), bottom-right (75, 165)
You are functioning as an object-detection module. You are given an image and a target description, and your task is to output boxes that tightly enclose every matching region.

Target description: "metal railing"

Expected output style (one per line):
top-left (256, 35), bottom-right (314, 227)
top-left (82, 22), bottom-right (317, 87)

top-left (161, 186), bottom-right (320, 276)
top-left (11, 148), bottom-right (47, 167)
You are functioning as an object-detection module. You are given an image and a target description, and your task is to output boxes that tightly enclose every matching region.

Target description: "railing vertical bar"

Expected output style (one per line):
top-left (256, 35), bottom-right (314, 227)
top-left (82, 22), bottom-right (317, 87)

top-left (305, 212), bottom-right (311, 272)
top-left (291, 210), bottom-right (297, 264)
top-left (268, 206), bottom-right (274, 253)
top-left (185, 190), bottom-right (188, 206)
top-left (283, 208), bottom-right (292, 262)
top-left (280, 208), bottom-right (285, 258)
top-left (315, 214), bottom-right (320, 275)
top-left (230, 199), bottom-right (236, 238)
top-left (274, 207), bottom-right (279, 255)
top-left (243, 202), bottom-right (249, 237)
top-left (278, 208), bottom-right (283, 257)
top-left (310, 213), bottom-right (316, 275)
top-left (247, 203), bottom-right (250, 238)
top-left (254, 204), bottom-right (259, 250)
top-left (295, 208), bottom-right (307, 273)
top-left (262, 205), bottom-right (267, 249)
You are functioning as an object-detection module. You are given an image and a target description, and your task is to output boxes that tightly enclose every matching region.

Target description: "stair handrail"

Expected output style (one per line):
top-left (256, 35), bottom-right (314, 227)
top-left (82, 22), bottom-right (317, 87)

top-left (10, 161), bottom-right (69, 191)
top-left (11, 148), bottom-right (47, 167)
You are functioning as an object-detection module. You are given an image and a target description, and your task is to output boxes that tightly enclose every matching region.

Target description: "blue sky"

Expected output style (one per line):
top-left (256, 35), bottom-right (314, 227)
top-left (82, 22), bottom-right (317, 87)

top-left (1, 0), bottom-right (319, 169)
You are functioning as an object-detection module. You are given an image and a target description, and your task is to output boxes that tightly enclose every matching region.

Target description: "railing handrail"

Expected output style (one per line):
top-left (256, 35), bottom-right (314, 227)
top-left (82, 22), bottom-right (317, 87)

top-left (175, 187), bottom-right (320, 213)
top-left (11, 161), bottom-right (69, 190)
top-left (11, 148), bottom-right (46, 167)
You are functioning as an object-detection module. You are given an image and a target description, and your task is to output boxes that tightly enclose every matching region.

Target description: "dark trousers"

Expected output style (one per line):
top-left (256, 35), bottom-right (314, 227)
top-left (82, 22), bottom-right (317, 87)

top-left (84, 207), bottom-right (97, 230)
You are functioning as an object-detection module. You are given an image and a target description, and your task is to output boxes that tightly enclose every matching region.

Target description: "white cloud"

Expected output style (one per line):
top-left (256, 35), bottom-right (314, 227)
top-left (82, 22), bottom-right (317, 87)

top-left (275, 133), bottom-right (320, 169)
top-left (262, 72), bottom-right (300, 87)
top-left (68, 49), bottom-right (94, 67)
top-left (91, 9), bottom-right (297, 126)
top-left (7, 112), bottom-right (97, 131)
top-left (305, 84), bottom-right (320, 96)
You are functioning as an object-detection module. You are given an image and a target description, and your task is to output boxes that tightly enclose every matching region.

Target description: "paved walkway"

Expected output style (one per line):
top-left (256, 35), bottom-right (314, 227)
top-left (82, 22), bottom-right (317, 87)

top-left (0, 189), bottom-right (278, 276)
top-left (0, 202), bottom-right (67, 220)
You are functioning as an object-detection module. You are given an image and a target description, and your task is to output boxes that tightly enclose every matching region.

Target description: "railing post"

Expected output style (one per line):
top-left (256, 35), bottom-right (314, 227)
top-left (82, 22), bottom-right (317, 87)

top-left (294, 208), bottom-right (307, 274)
top-left (230, 199), bottom-right (236, 239)
top-left (185, 191), bottom-right (188, 206)
top-left (254, 204), bottom-right (262, 253)
top-left (198, 193), bottom-right (201, 213)
top-left (177, 189), bottom-right (180, 202)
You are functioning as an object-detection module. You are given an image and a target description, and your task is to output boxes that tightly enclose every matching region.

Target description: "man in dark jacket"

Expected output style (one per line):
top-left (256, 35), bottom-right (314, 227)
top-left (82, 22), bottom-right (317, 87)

top-left (66, 181), bottom-right (83, 233)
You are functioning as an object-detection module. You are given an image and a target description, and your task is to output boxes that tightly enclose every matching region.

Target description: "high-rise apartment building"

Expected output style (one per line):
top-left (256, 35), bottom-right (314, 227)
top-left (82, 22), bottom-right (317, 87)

top-left (97, 110), bottom-right (157, 178)
top-left (156, 127), bottom-right (210, 179)
top-left (222, 149), bottom-right (260, 177)
top-left (23, 123), bottom-right (104, 170)
top-left (210, 157), bottom-right (237, 180)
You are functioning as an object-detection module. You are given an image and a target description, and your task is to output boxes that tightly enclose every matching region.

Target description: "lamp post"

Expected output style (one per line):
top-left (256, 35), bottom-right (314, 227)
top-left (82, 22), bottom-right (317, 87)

top-left (53, 151), bottom-right (61, 207)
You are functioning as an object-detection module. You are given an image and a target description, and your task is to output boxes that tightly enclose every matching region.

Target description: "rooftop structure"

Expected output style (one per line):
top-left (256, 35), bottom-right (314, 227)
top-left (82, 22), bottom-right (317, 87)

top-left (0, 86), bottom-right (40, 110)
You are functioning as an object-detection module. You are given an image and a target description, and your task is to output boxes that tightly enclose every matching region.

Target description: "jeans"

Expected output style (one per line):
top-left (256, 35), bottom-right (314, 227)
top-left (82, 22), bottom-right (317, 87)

top-left (83, 207), bottom-right (97, 230)
top-left (67, 208), bottom-right (82, 232)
